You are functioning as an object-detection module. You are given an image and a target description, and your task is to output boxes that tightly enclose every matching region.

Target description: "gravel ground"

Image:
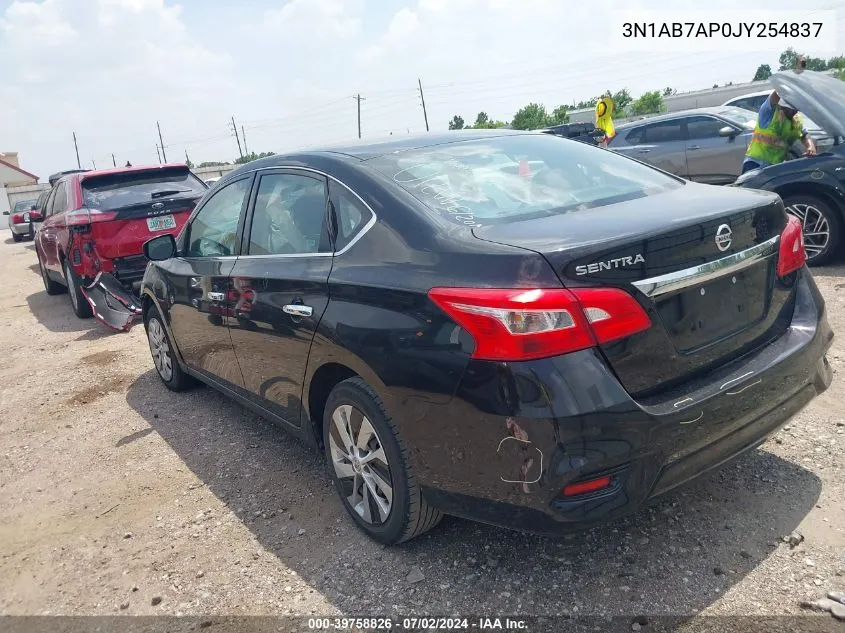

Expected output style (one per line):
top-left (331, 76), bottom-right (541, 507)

top-left (0, 227), bottom-right (843, 630)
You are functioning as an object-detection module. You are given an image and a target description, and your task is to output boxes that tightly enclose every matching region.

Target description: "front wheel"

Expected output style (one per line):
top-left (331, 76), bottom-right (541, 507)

top-left (145, 311), bottom-right (194, 391)
top-left (782, 195), bottom-right (842, 267)
top-left (323, 377), bottom-right (442, 544)
top-left (12, 232), bottom-right (22, 243)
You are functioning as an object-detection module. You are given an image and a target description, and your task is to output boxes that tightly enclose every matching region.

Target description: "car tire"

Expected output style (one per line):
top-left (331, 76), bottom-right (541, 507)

top-left (63, 258), bottom-right (93, 319)
top-left (12, 232), bottom-right (22, 243)
top-left (782, 194), bottom-right (842, 267)
top-left (38, 252), bottom-right (65, 296)
top-left (323, 377), bottom-right (442, 544)
top-left (28, 225), bottom-right (35, 240)
top-left (145, 310), bottom-right (195, 392)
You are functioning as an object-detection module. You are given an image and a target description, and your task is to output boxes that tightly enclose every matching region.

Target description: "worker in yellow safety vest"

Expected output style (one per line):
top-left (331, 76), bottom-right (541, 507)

top-left (741, 59), bottom-right (816, 174)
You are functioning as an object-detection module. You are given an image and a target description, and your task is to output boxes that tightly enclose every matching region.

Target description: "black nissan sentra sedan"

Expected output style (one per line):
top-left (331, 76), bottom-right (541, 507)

top-left (139, 131), bottom-right (833, 544)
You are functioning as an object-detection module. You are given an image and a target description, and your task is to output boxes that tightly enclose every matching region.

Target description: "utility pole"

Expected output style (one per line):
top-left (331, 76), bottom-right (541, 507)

top-left (72, 132), bottom-right (81, 169)
top-left (185, 149), bottom-right (191, 166)
top-left (156, 121), bottom-right (167, 162)
top-left (418, 78), bottom-right (430, 132)
top-left (156, 145), bottom-right (162, 164)
top-left (353, 94), bottom-right (366, 139)
top-left (92, 157), bottom-right (97, 169)
top-left (111, 154), bottom-right (117, 168)
top-left (230, 116), bottom-right (243, 159)
top-left (241, 125), bottom-right (249, 155)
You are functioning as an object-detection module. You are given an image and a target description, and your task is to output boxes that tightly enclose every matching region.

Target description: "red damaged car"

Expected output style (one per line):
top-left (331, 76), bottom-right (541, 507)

top-left (34, 164), bottom-right (207, 331)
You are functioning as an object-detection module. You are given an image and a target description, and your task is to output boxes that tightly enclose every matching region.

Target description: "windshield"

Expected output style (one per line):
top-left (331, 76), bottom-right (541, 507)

top-left (13, 199), bottom-right (37, 212)
top-left (367, 134), bottom-right (682, 226)
top-left (82, 167), bottom-right (206, 209)
top-left (717, 108), bottom-right (757, 129)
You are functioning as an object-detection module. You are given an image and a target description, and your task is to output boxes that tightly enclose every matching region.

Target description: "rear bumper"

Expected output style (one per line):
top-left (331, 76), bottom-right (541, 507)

top-left (414, 269), bottom-right (833, 534)
top-left (81, 273), bottom-right (143, 332)
top-left (9, 222), bottom-right (29, 235)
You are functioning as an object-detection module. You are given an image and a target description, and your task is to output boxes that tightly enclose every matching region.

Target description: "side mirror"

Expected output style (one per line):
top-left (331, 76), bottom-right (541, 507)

top-left (719, 126), bottom-right (737, 138)
top-left (2, 211), bottom-right (8, 216)
top-left (143, 234), bottom-right (177, 261)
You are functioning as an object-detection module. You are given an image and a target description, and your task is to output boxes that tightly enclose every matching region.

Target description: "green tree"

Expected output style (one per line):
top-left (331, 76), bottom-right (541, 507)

top-left (574, 96), bottom-right (599, 109)
top-left (448, 115), bottom-right (465, 130)
top-left (473, 112), bottom-right (490, 128)
top-left (629, 90), bottom-right (666, 116)
top-left (511, 103), bottom-right (551, 130)
top-left (197, 161), bottom-right (229, 168)
top-left (611, 89), bottom-right (633, 114)
top-left (753, 64), bottom-right (772, 81)
top-left (835, 68), bottom-right (845, 82)
top-left (779, 48), bottom-right (800, 70)
top-left (827, 55), bottom-right (845, 70)
top-left (234, 151), bottom-right (274, 165)
top-left (549, 105), bottom-right (569, 125)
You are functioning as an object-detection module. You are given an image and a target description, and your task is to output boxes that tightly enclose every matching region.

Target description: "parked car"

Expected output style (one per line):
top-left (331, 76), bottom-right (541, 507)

top-left (4, 198), bottom-right (39, 242)
top-left (28, 189), bottom-right (51, 236)
top-left (540, 122), bottom-right (605, 146)
top-left (138, 131), bottom-right (832, 544)
top-left (34, 164), bottom-right (208, 330)
top-left (734, 70), bottom-right (845, 266)
top-left (611, 107), bottom-right (760, 185)
top-left (722, 90), bottom-right (835, 154)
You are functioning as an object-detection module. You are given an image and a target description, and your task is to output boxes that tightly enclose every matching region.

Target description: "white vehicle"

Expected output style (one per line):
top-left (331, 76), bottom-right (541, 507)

top-left (722, 90), bottom-right (834, 152)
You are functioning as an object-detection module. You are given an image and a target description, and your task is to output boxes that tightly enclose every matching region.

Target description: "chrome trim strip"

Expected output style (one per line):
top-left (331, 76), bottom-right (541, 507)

top-left (726, 379), bottom-right (762, 396)
top-left (632, 236), bottom-right (779, 299)
top-left (720, 371), bottom-right (754, 391)
top-left (219, 164), bottom-right (378, 259)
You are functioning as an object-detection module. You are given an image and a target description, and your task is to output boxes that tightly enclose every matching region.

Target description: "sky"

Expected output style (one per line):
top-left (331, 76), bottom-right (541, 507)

top-left (1, 0), bottom-right (843, 180)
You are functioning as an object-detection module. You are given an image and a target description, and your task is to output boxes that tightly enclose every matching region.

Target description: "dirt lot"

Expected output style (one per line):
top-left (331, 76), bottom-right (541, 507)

top-left (0, 228), bottom-right (843, 629)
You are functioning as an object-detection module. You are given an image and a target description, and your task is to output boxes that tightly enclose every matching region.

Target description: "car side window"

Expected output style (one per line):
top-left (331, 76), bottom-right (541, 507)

top-left (643, 121), bottom-right (684, 143)
top-left (625, 127), bottom-right (644, 144)
top-left (186, 178), bottom-right (251, 257)
top-left (247, 173), bottom-right (329, 255)
top-left (52, 182), bottom-right (67, 214)
top-left (686, 116), bottom-right (729, 140)
top-left (329, 182), bottom-right (373, 252)
top-left (44, 188), bottom-right (57, 216)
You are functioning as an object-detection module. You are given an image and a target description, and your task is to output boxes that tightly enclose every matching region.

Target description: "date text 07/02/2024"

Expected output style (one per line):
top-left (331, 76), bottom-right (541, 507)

top-left (622, 22), bottom-right (824, 38)
top-left (307, 617), bottom-right (529, 630)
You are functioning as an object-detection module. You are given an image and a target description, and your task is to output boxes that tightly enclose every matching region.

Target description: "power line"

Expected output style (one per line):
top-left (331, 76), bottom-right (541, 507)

top-left (353, 94), bottom-right (366, 139)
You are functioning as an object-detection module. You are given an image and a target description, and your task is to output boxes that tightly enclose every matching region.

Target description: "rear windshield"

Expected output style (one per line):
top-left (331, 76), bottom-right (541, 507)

top-left (13, 199), bottom-right (37, 212)
top-left (82, 167), bottom-right (206, 209)
top-left (367, 134), bottom-right (682, 226)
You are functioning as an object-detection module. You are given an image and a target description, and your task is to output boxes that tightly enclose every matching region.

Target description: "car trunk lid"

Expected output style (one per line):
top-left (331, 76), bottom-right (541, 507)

top-left (473, 184), bottom-right (795, 397)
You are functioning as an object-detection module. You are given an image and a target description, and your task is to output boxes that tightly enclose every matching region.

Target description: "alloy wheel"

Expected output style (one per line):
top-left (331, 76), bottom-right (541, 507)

top-left (328, 404), bottom-right (393, 525)
top-left (787, 203), bottom-right (830, 261)
top-left (147, 318), bottom-right (173, 382)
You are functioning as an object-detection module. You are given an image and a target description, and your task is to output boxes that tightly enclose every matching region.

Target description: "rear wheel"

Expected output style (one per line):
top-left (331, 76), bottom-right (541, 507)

top-left (783, 194), bottom-right (842, 267)
top-left (63, 258), bottom-right (93, 319)
top-left (12, 232), bottom-right (22, 243)
top-left (38, 252), bottom-right (65, 296)
top-left (145, 311), bottom-right (194, 391)
top-left (323, 377), bottom-right (442, 544)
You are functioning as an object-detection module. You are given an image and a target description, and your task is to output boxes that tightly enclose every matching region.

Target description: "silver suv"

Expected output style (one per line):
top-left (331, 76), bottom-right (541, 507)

top-left (611, 107), bottom-right (758, 185)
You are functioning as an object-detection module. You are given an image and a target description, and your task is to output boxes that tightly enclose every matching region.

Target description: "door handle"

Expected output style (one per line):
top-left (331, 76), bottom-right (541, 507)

top-left (283, 304), bottom-right (313, 317)
top-left (208, 292), bottom-right (226, 301)
top-left (688, 145), bottom-right (701, 150)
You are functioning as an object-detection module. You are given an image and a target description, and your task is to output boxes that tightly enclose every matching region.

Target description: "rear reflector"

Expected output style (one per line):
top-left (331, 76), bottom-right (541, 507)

top-left (562, 475), bottom-right (612, 497)
top-left (428, 286), bottom-right (651, 361)
top-left (777, 214), bottom-right (807, 277)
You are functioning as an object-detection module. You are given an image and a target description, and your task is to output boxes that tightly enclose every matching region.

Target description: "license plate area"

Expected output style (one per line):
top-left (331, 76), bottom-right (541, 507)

top-left (146, 214), bottom-right (176, 232)
top-left (655, 263), bottom-right (771, 353)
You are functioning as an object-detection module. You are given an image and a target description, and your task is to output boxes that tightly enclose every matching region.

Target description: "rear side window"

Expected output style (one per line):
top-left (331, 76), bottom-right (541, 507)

top-left (52, 182), bottom-right (68, 214)
top-left (82, 167), bottom-right (206, 210)
top-left (643, 121), bottom-right (684, 143)
top-left (625, 127), bottom-right (645, 144)
top-left (329, 182), bottom-right (372, 251)
top-left (368, 134), bottom-right (682, 227)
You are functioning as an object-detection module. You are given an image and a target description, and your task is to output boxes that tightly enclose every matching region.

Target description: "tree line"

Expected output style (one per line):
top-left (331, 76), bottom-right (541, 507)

top-left (449, 47), bottom-right (844, 131)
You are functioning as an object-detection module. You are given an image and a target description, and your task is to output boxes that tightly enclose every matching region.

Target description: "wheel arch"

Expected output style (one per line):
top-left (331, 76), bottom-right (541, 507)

top-left (772, 180), bottom-right (845, 221)
top-left (305, 362), bottom-right (360, 449)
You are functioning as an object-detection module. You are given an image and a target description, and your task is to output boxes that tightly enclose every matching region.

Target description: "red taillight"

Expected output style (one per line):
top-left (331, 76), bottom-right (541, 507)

top-left (66, 208), bottom-right (118, 226)
top-left (562, 475), bottom-right (612, 497)
top-left (428, 286), bottom-right (651, 361)
top-left (778, 214), bottom-right (807, 277)
top-left (11, 213), bottom-right (25, 224)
